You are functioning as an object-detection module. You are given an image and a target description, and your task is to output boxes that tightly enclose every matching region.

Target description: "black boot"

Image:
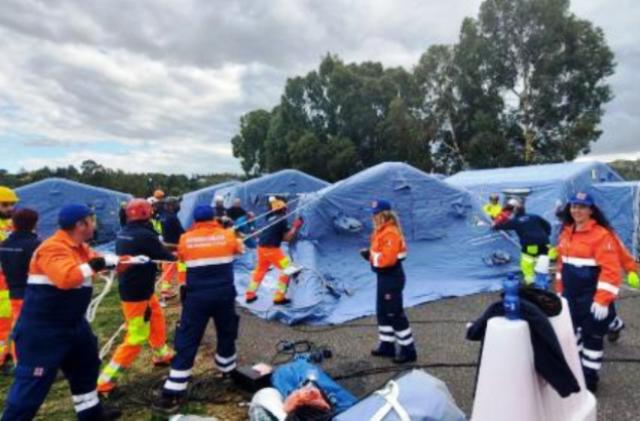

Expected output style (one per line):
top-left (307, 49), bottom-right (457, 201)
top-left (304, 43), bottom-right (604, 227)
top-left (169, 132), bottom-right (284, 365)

top-left (393, 345), bottom-right (417, 364)
top-left (152, 392), bottom-right (186, 415)
top-left (607, 322), bottom-right (625, 343)
top-left (371, 342), bottom-right (395, 358)
top-left (98, 404), bottom-right (122, 420)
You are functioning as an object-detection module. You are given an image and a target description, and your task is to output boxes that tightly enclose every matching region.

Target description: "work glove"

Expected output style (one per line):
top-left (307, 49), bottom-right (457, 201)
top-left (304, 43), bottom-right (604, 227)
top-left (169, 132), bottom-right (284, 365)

top-left (127, 255), bottom-right (151, 265)
top-left (591, 302), bottom-right (609, 321)
top-left (359, 248), bottom-right (370, 262)
top-left (88, 257), bottom-right (106, 272)
top-left (292, 217), bottom-right (304, 230)
top-left (628, 272), bottom-right (640, 289)
top-left (103, 254), bottom-right (120, 269)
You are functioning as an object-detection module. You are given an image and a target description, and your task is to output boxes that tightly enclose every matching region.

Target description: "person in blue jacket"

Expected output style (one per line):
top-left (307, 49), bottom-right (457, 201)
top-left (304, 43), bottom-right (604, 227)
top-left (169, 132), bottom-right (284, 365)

top-left (493, 197), bottom-right (551, 285)
top-left (0, 208), bottom-right (41, 359)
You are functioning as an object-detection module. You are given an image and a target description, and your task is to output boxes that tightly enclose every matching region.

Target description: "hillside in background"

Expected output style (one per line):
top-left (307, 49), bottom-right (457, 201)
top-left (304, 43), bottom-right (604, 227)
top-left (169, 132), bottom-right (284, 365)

top-left (610, 159), bottom-right (640, 181)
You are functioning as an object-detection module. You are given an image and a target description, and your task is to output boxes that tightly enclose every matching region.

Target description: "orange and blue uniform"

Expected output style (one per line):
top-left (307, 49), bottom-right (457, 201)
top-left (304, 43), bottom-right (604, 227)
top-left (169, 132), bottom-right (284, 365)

top-left (162, 217), bottom-right (243, 397)
top-left (2, 230), bottom-right (106, 420)
top-left (246, 212), bottom-right (293, 303)
top-left (369, 221), bottom-right (416, 361)
top-left (556, 219), bottom-right (622, 388)
top-left (97, 220), bottom-right (177, 393)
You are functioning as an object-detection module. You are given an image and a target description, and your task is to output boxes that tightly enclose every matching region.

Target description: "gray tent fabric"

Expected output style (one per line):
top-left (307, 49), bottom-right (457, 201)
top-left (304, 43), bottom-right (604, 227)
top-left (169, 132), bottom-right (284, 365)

top-left (447, 161), bottom-right (622, 239)
top-left (216, 169), bottom-right (329, 216)
top-left (178, 180), bottom-right (240, 229)
top-left (15, 178), bottom-right (131, 243)
top-left (589, 181), bottom-right (640, 258)
top-left (235, 162), bottom-right (519, 325)
top-left (334, 369), bottom-right (466, 421)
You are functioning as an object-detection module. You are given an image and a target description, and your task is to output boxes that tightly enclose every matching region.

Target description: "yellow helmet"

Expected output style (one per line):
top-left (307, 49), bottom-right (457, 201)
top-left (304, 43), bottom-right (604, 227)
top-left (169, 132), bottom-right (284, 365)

top-left (0, 186), bottom-right (18, 203)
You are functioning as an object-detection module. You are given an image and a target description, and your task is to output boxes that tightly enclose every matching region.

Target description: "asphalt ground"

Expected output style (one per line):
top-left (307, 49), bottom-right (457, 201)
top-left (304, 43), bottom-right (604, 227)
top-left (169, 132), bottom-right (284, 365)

top-left (226, 288), bottom-right (640, 421)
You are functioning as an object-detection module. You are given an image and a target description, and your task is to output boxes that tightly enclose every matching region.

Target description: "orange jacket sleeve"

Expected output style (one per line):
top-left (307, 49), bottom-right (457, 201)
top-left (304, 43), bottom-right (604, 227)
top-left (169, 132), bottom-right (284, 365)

top-left (593, 231), bottom-right (623, 306)
top-left (37, 245), bottom-right (92, 289)
top-left (614, 234), bottom-right (637, 273)
top-left (370, 230), bottom-right (402, 268)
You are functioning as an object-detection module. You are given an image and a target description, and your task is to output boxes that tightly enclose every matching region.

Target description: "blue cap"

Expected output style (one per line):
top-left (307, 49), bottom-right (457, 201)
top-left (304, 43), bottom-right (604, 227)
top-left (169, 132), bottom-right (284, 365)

top-left (371, 199), bottom-right (392, 215)
top-left (569, 192), bottom-right (594, 207)
top-left (58, 204), bottom-right (93, 229)
top-left (193, 205), bottom-right (214, 222)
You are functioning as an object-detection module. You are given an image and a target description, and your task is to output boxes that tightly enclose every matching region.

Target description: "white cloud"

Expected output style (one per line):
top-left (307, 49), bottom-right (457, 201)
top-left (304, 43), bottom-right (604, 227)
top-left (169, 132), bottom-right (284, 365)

top-left (0, 0), bottom-right (638, 174)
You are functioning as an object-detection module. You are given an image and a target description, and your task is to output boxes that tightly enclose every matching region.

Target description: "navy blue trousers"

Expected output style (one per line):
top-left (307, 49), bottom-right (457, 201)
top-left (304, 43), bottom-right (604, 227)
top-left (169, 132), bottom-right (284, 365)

top-left (3, 320), bottom-right (102, 420)
top-left (566, 294), bottom-right (614, 386)
top-left (375, 268), bottom-right (415, 353)
top-left (163, 288), bottom-right (239, 395)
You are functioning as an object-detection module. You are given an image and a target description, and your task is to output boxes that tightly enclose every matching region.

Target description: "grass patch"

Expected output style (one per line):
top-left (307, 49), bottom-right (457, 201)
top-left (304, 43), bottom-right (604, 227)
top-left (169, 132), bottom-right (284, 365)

top-left (0, 279), bottom-right (250, 420)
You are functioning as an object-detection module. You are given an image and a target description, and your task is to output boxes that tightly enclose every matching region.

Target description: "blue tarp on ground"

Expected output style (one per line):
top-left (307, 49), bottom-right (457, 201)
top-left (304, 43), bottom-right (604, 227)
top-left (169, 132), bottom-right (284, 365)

top-left (15, 178), bottom-right (132, 243)
top-left (590, 181), bottom-right (640, 258)
top-left (235, 162), bottom-right (520, 325)
top-left (178, 180), bottom-right (240, 229)
top-left (216, 169), bottom-right (329, 216)
top-left (446, 161), bottom-right (623, 238)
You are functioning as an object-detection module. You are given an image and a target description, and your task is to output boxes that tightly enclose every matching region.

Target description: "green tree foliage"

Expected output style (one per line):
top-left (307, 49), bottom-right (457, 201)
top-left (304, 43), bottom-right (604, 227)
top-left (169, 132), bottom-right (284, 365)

top-left (231, 109), bottom-right (271, 177)
top-left (610, 160), bottom-right (640, 181)
top-left (230, 0), bottom-right (615, 178)
top-left (0, 160), bottom-right (237, 197)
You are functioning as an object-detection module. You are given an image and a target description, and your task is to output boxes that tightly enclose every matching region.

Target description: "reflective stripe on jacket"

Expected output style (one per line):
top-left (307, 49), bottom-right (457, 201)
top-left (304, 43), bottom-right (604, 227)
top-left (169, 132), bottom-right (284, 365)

top-left (556, 220), bottom-right (622, 306)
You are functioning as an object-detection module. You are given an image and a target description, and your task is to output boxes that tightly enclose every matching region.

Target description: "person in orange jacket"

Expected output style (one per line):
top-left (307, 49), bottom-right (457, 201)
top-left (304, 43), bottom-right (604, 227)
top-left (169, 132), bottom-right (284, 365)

top-left (245, 197), bottom-right (303, 305)
top-left (0, 186), bottom-right (18, 368)
top-left (2, 204), bottom-right (122, 420)
top-left (360, 199), bottom-right (417, 364)
top-left (153, 205), bottom-right (244, 413)
top-left (555, 192), bottom-right (622, 393)
top-left (97, 199), bottom-right (177, 395)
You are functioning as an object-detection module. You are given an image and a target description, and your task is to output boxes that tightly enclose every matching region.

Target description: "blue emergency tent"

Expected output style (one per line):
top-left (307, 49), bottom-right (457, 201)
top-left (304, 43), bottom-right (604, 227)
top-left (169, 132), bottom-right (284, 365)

top-left (178, 180), bottom-right (240, 229)
top-left (216, 169), bottom-right (329, 216)
top-left (15, 178), bottom-right (132, 243)
top-left (590, 181), bottom-right (640, 258)
top-left (235, 162), bottom-right (520, 325)
top-left (447, 161), bottom-right (622, 237)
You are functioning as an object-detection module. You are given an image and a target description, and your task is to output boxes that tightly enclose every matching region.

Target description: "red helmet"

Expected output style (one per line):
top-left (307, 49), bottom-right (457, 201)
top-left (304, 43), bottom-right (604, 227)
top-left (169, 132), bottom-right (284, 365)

top-left (126, 199), bottom-right (152, 222)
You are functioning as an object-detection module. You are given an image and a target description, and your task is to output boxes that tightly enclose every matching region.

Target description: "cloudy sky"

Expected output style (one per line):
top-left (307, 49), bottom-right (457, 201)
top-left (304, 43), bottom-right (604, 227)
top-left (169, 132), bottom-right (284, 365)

top-left (0, 0), bottom-right (638, 175)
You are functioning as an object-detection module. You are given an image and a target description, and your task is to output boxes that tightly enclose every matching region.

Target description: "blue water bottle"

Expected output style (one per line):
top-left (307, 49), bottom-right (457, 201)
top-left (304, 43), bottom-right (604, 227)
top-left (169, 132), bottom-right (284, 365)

top-left (503, 272), bottom-right (520, 320)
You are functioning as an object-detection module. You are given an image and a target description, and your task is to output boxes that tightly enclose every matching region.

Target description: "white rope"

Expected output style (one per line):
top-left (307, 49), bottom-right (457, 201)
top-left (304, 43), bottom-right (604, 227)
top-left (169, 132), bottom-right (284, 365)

top-left (98, 276), bottom-right (166, 360)
top-left (233, 195), bottom-right (304, 230)
top-left (86, 271), bottom-right (116, 323)
top-left (100, 323), bottom-right (126, 360)
top-left (240, 193), bottom-right (322, 243)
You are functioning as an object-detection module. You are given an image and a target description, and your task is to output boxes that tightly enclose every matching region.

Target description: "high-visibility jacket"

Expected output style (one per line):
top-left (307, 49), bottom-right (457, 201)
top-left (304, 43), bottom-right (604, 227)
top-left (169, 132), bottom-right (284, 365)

top-left (369, 222), bottom-right (407, 270)
top-left (483, 203), bottom-right (502, 219)
top-left (0, 217), bottom-right (13, 243)
top-left (556, 220), bottom-right (622, 306)
top-left (178, 221), bottom-right (243, 292)
top-left (21, 230), bottom-right (99, 324)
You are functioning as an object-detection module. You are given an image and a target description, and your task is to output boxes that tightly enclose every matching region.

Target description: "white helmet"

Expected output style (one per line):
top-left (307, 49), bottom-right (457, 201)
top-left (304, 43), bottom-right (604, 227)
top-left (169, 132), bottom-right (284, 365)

top-left (249, 387), bottom-right (286, 421)
top-left (147, 196), bottom-right (158, 205)
top-left (507, 197), bottom-right (522, 208)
